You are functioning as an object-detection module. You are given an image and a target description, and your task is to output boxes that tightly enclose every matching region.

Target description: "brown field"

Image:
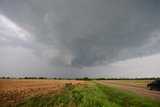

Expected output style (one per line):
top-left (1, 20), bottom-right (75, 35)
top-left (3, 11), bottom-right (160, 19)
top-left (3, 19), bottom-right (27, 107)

top-left (0, 79), bottom-right (85, 107)
top-left (100, 80), bottom-right (154, 88)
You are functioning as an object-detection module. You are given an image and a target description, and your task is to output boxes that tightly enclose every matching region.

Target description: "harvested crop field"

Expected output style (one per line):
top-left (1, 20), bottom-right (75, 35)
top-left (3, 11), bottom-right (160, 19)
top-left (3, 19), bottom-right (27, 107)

top-left (0, 79), bottom-right (85, 107)
top-left (99, 80), bottom-right (154, 88)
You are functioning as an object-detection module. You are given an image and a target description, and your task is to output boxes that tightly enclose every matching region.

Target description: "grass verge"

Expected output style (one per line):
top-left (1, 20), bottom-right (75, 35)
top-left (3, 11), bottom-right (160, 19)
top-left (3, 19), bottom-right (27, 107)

top-left (17, 82), bottom-right (160, 107)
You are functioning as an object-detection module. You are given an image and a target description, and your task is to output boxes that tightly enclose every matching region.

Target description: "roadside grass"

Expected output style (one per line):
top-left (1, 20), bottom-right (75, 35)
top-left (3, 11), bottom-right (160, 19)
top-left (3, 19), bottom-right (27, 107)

top-left (95, 82), bottom-right (160, 107)
top-left (17, 81), bottom-right (160, 107)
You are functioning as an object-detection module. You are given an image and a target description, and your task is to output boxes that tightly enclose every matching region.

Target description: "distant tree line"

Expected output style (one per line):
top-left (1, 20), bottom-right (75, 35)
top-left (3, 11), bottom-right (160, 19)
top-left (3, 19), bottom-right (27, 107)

top-left (1, 77), bottom-right (160, 80)
top-left (0, 77), bottom-right (10, 79)
top-left (94, 77), bottom-right (160, 80)
top-left (19, 77), bottom-right (64, 80)
top-left (75, 77), bottom-right (91, 80)
top-left (74, 77), bottom-right (160, 80)
top-left (19, 77), bottom-right (48, 79)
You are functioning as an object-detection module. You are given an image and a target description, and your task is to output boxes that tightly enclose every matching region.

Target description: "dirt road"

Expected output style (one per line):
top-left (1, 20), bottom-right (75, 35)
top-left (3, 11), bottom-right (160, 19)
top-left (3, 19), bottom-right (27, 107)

top-left (97, 80), bottom-right (160, 100)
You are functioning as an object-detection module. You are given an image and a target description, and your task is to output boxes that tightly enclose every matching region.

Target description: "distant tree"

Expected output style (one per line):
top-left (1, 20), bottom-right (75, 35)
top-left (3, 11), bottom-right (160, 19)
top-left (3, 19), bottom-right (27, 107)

top-left (75, 78), bottom-right (82, 80)
top-left (96, 78), bottom-right (106, 80)
top-left (24, 77), bottom-right (28, 79)
top-left (83, 77), bottom-right (89, 80)
top-left (38, 77), bottom-right (44, 79)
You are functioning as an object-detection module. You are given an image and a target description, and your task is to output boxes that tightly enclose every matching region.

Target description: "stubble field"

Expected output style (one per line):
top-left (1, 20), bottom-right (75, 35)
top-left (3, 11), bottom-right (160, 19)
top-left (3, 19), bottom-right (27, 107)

top-left (0, 79), bottom-right (85, 107)
top-left (99, 80), bottom-right (153, 88)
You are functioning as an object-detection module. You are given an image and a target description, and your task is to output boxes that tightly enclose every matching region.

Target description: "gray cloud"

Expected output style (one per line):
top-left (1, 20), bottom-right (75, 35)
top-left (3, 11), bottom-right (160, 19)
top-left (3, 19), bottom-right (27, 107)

top-left (0, 0), bottom-right (160, 68)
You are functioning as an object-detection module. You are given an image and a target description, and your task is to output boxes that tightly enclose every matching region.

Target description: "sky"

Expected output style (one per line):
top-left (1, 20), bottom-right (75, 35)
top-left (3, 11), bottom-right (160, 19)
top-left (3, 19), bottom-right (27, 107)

top-left (0, 0), bottom-right (160, 78)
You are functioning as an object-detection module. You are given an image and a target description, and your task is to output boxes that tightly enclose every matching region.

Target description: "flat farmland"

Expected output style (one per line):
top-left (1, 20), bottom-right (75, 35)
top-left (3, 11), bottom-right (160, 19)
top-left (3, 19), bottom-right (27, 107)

top-left (99, 80), bottom-right (154, 88)
top-left (0, 79), bottom-right (85, 107)
top-left (97, 80), bottom-right (160, 99)
top-left (1, 79), bottom-right (160, 107)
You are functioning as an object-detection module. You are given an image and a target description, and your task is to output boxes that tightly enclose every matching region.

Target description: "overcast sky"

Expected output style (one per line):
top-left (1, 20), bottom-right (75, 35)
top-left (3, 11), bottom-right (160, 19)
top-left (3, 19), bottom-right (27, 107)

top-left (0, 0), bottom-right (160, 78)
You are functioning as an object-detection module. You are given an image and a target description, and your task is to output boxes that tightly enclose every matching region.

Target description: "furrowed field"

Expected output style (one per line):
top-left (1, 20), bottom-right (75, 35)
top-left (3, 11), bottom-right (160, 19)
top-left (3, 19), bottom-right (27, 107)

top-left (0, 79), bottom-right (160, 107)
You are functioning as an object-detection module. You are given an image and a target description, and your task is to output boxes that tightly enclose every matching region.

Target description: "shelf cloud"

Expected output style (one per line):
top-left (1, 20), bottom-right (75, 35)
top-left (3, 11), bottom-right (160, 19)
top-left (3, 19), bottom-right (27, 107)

top-left (0, 0), bottom-right (160, 77)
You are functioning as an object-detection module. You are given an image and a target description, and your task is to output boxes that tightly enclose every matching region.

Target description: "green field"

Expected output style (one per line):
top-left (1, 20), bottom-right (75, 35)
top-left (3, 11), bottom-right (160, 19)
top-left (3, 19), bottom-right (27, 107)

top-left (17, 81), bottom-right (160, 107)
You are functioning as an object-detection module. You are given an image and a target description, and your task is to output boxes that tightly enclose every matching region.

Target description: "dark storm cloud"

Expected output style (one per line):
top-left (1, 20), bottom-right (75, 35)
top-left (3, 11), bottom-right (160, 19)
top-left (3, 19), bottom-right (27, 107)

top-left (0, 0), bottom-right (160, 67)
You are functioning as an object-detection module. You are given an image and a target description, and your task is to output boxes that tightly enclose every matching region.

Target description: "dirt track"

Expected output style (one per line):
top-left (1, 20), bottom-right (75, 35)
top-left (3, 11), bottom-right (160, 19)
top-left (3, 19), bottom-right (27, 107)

top-left (97, 80), bottom-right (160, 100)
